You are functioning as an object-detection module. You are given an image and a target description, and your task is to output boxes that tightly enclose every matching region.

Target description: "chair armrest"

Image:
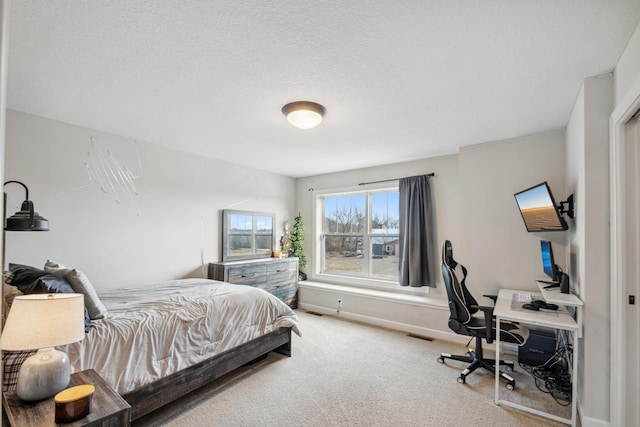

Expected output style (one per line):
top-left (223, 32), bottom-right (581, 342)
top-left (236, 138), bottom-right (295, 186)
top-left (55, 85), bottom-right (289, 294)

top-left (471, 304), bottom-right (495, 343)
top-left (483, 294), bottom-right (498, 303)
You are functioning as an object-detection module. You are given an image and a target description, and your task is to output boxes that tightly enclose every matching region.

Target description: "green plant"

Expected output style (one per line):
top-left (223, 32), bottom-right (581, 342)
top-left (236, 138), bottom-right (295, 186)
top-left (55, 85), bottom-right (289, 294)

top-left (289, 213), bottom-right (306, 267)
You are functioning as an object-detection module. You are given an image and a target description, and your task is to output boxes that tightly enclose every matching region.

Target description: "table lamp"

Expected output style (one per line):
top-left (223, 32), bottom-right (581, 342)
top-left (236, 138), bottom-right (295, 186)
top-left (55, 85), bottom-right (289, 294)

top-left (1, 293), bottom-right (85, 401)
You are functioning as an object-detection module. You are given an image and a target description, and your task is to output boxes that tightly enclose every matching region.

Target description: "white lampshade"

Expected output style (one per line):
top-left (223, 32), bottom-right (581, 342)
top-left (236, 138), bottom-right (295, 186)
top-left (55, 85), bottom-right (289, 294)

top-left (1, 293), bottom-right (85, 401)
top-left (282, 101), bottom-right (326, 129)
top-left (2, 293), bottom-right (85, 351)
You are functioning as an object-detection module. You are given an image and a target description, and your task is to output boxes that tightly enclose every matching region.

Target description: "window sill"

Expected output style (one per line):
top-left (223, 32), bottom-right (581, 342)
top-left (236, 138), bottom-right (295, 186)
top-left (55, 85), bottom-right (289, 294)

top-left (310, 272), bottom-right (434, 295)
top-left (299, 280), bottom-right (448, 309)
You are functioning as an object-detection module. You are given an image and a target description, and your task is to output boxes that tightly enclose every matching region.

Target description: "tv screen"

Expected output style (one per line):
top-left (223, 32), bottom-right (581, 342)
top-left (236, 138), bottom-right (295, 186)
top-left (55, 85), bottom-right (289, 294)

top-left (514, 182), bottom-right (568, 232)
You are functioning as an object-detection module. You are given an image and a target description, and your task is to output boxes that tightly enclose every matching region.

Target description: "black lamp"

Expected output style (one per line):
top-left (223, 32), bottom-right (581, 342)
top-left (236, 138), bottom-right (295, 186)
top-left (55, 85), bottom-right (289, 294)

top-left (3, 180), bottom-right (49, 231)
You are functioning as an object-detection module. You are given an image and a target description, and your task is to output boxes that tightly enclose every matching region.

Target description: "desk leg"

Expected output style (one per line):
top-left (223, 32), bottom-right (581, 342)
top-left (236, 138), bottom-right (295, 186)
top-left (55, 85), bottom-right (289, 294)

top-left (576, 306), bottom-right (583, 339)
top-left (495, 316), bottom-right (501, 404)
top-left (571, 330), bottom-right (578, 427)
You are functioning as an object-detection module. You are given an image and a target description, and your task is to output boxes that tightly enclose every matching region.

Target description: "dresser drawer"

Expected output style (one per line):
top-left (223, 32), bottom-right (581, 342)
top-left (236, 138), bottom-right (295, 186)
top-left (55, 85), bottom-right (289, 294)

top-left (264, 281), bottom-right (297, 303)
top-left (267, 261), bottom-right (297, 283)
top-left (226, 264), bottom-right (267, 286)
top-left (208, 258), bottom-right (298, 308)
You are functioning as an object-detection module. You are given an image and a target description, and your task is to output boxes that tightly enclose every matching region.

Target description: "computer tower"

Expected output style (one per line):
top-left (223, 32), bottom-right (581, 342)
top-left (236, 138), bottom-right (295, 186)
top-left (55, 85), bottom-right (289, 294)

top-left (518, 328), bottom-right (557, 366)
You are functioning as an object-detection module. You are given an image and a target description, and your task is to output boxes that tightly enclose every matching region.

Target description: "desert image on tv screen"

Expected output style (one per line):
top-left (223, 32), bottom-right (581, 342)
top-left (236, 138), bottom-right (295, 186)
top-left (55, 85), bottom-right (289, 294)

top-left (515, 184), bottom-right (564, 231)
top-left (519, 206), bottom-right (564, 231)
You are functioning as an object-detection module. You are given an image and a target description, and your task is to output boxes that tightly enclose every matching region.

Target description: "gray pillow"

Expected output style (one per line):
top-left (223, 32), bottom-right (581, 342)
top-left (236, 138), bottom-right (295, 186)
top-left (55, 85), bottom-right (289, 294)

top-left (44, 260), bottom-right (108, 320)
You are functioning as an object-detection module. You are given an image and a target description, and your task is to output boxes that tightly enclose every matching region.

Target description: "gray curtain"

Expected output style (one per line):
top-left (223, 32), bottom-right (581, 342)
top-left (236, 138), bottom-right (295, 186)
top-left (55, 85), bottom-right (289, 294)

top-left (398, 174), bottom-right (435, 287)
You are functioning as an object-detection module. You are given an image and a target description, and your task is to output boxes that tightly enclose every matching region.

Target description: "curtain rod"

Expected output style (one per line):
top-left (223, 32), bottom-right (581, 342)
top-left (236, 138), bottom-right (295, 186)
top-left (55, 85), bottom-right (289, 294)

top-left (358, 173), bottom-right (435, 186)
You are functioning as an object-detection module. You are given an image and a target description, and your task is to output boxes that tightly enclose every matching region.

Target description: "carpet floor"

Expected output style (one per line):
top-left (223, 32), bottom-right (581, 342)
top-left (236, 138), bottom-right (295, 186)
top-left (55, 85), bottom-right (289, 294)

top-left (133, 310), bottom-right (571, 426)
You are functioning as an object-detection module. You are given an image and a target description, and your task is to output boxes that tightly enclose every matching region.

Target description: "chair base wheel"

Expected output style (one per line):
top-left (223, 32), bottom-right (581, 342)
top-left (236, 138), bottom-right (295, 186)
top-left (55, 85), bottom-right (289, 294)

top-left (457, 375), bottom-right (466, 384)
top-left (505, 382), bottom-right (515, 391)
top-left (437, 357), bottom-right (444, 364)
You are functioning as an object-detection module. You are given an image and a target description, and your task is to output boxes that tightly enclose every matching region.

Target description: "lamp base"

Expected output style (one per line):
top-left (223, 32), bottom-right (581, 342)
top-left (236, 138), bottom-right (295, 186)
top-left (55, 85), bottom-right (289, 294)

top-left (16, 348), bottom-right (71, 401)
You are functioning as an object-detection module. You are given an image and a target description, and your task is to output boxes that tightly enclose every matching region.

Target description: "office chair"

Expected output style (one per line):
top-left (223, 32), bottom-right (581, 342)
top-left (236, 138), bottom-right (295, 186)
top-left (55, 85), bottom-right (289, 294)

top-left (437, 240), bottom-right (529, 390)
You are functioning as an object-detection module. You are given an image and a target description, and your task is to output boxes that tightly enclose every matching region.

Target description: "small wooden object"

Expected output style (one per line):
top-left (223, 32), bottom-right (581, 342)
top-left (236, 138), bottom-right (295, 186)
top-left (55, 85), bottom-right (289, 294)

top-left (55, 384), bottom-right (95, 423)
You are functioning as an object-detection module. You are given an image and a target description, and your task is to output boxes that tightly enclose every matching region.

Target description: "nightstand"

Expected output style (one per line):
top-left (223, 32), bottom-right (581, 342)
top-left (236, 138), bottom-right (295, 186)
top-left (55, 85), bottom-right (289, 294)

top-left (2, 369), bottom-right (130, 426)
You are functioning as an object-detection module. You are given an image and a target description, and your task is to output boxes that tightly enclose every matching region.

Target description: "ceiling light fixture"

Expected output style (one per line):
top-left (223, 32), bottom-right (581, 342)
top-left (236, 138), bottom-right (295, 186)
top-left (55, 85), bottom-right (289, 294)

top-left (282, 101), bottom-right (326, 130)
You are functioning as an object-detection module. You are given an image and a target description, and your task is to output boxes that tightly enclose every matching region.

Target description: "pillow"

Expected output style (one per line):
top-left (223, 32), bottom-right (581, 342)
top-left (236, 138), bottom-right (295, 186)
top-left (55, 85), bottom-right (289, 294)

top-left (2, 350), bottom-right (37, 392)
top-left (5, 264), bottom-right (48, 294)
top-left (44, 260), bottom-right (107, 320)
top-left (6, 263), bottom-right (92, 332)
top-left (2, 284), bottom-right (23, 325)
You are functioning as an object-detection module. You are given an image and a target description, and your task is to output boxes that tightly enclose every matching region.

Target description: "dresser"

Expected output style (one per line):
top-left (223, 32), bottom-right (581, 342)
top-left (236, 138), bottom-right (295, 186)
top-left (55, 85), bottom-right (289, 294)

top-left (208, 258), bottom-right (298, 308)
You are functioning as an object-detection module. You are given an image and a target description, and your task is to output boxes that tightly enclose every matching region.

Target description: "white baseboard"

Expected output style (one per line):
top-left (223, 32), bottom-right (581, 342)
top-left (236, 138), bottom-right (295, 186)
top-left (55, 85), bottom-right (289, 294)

top-left (579, 417), bottom-right (608, 427)
top-left (298, 302), bottom-right (521, 358)
top-left (579, 412), bottom-right (608, 427)
top-left (572, 379), bottom-right (606, 426)
top-left (300, 302), bottom-right (472, 345)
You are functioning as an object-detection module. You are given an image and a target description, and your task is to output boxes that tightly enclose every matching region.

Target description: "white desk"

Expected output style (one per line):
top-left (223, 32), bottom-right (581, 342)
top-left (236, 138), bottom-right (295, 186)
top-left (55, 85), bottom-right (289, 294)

top-left (494, 287), bottom-right (582, 426)
top-left (536, 280), bottom-right (584, 338)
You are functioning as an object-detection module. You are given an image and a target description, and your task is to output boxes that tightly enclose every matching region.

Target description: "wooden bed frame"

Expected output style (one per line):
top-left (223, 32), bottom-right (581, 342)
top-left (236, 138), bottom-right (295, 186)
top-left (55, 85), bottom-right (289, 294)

top-left (122, 326), bottom-right (293, 421)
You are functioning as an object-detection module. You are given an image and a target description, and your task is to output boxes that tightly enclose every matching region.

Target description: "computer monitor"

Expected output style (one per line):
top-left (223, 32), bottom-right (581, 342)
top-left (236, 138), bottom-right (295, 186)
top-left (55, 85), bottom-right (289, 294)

top-left (540, 240), bottom-right (560, 283)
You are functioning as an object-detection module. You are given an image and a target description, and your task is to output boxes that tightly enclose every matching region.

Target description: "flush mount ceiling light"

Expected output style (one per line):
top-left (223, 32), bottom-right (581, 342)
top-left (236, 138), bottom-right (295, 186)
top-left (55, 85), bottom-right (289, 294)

top-left (282, 101), bottom-right (326, 129)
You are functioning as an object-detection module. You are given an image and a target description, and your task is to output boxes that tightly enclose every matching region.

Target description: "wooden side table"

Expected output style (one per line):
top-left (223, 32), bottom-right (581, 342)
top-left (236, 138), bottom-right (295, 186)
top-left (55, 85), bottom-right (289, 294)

top-left (2, 369), bottom-right (130, 426)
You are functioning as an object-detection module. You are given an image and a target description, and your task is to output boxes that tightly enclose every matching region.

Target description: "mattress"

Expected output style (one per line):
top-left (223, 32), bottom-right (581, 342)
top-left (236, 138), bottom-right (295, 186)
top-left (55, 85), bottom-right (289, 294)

top-left (66, 278), bottom-right (300, 395)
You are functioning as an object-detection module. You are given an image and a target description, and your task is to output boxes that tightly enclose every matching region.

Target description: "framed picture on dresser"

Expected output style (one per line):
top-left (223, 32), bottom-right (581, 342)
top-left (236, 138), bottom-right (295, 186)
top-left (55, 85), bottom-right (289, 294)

top-left (221, 210), bottom-right (275, 261)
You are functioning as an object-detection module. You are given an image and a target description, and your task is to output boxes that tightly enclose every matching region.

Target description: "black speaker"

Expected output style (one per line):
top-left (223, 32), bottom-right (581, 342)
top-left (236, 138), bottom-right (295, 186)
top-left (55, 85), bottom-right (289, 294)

top-left (560, 273), bottom-right (570, 294)
top-left (518, 329), bottom-right (557, 366)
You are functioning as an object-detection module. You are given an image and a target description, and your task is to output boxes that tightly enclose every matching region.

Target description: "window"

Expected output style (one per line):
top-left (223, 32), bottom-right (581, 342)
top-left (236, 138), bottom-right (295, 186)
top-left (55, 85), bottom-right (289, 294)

top-left (318, 189), bottom-right (399, 283)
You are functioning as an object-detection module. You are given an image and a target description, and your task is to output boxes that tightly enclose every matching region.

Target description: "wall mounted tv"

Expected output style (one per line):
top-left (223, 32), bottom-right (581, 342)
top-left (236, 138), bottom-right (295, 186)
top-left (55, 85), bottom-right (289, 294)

top-left (514, 182), bottom-right (572, 232)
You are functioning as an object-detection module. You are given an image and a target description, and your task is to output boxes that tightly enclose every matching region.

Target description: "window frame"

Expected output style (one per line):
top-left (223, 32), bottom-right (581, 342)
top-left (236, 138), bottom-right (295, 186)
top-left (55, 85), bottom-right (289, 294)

top-left (312, 184), bottom-right (425, 294)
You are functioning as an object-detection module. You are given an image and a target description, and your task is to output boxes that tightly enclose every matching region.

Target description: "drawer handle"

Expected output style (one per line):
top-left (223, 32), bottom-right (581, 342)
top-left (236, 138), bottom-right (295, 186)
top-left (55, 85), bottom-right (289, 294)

top-left (276, 269), bottom-right (286, 273)
top-left (241, 273), bottom-right (256, 277)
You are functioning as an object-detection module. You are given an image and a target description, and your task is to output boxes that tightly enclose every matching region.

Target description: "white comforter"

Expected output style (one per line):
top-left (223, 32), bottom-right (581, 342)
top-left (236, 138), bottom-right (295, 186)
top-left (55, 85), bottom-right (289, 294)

top-left (67, 279), bottom-right (300, 395)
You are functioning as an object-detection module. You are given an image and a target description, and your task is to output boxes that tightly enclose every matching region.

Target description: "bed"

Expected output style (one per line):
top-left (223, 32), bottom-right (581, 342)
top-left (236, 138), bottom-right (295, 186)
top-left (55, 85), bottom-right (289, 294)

top-left (3, 268), bottom-right (300, 421)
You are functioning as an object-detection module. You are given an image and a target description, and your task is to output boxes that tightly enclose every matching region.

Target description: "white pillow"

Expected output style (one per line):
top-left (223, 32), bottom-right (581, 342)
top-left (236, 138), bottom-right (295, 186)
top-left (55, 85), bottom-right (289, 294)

top-left (44, 260), bottom-right (108, 320)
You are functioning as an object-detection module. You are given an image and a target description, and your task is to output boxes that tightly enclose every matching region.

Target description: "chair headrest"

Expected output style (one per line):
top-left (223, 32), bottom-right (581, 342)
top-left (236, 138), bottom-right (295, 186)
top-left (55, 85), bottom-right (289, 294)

top-left (441, 240), bottom-right (457, 269)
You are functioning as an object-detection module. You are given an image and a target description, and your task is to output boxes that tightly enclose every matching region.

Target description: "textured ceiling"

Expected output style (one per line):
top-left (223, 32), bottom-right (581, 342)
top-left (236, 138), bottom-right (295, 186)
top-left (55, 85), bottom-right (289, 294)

top-left (7, 1), bottom-right (640, 178)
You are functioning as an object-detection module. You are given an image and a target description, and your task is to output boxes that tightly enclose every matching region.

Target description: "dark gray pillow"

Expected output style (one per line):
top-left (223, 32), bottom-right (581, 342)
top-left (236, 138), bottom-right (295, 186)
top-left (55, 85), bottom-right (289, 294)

top-left (33, 274), bottom-right (75, 294)
top-left (6, 264), bottom-right (92, 332)
top-left (6, 264), bottom-right (47, 293)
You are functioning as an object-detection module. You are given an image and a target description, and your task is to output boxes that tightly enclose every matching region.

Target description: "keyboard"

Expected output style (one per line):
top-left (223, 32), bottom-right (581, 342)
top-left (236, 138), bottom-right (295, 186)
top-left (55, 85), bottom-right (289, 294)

top-left (513, 292), bottom-right (532, 302)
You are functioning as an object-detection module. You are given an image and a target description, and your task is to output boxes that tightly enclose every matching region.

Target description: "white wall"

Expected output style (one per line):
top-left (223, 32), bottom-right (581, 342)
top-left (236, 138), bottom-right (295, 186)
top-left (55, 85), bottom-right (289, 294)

top-left (610, 18), bottom-right (640, 427)
top-left (615, 21), bottom-right (640, 104)
top-left (295, 154), bottom-right (459, 339)
top-left (4, 110), bottom-right (296, 290)
top-left (0, 2), bottom-right (9, 423)
top-left (458, 132), bottom-right (567, 293)
top-left (566, 75), bottom-right (613, 425)
top-left (295, 131), bottom-right (566, 339)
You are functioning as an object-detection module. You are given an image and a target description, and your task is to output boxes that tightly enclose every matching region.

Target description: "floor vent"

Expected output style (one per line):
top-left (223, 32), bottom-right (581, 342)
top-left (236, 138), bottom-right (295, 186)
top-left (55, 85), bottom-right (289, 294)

top-left (305, 311), bottom-right (324, 316)
top-left (407, 333), bottom-right (434, 341)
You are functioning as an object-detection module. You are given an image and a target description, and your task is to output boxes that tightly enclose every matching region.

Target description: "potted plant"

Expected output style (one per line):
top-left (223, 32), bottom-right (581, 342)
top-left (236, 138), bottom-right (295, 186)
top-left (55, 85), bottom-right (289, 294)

top-left (288, 213), bottom-right (307, 280)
